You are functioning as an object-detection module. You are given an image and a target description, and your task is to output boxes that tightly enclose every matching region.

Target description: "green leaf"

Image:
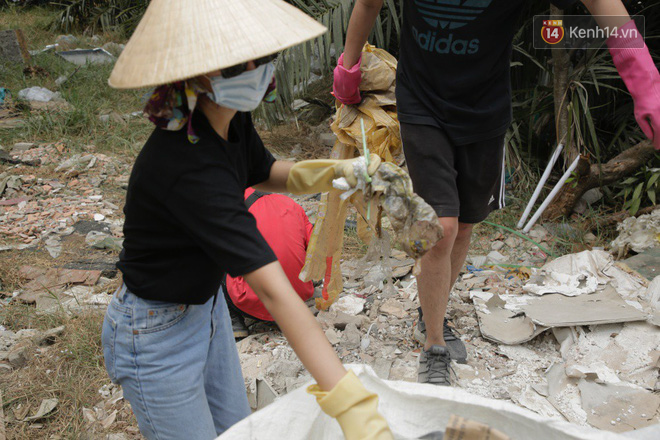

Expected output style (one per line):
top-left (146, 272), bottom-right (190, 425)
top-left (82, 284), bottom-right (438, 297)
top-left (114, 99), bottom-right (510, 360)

top-left (332, 6), bottom-right (344, 55)
top-left (648, 189), bottom-right (657, 205)
top-left (632, 182), bottom-right (644, 202)
top-left (630, 197), bottom-right (641, 215)
top-left (384, 0), bottom-right (400, 36)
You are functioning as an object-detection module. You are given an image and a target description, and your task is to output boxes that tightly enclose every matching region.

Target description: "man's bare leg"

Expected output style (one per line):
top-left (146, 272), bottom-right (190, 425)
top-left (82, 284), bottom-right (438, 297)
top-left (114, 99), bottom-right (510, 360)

top-left (418, 217), bottom-right (458, 350)
top-left (419, 220), bottom-right (474, 350)
top-left (450, 222), bottom-right (474, 285)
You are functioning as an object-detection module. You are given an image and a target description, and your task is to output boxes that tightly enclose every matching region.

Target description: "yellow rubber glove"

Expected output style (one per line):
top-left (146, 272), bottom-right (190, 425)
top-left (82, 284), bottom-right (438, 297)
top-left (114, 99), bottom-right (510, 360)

top-left (286, 154), bottom-right (381, 195)
top-left (307, 370), bottom-right (394, 440)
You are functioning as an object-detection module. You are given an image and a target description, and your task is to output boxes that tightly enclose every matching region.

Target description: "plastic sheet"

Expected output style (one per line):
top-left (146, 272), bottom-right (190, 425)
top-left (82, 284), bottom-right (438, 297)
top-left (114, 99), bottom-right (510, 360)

top-left (217, 365), bottom-right (648, 440)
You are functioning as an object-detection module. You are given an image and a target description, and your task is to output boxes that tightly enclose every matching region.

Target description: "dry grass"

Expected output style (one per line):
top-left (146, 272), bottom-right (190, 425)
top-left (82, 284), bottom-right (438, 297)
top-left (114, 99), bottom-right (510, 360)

top-left (258, 122), bottom-right (332, 161)
top-left (0, 239), bottom-right (125, 438)
top-left (342, 225), bottom-right (368, 261)
top-left (0, 306), bottom-right (138, 439)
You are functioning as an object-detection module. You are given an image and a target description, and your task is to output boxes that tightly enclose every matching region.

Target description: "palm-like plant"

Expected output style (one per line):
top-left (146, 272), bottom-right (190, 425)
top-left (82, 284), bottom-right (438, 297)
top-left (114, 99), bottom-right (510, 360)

top-left (256, 0), bottom-right (402, 124)
top-left (510, 0), bottom-right (658, 170)
top-left (47, 0), bottom-right (658, 180)
top-left (52, 0), bottom-right (148, 35)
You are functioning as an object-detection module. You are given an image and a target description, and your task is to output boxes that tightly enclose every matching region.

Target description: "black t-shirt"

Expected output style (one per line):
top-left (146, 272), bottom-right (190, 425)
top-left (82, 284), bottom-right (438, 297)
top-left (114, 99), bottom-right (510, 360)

top-left (397, 0), bottom-right (578, 145)
top-left (117, 111), bottom-right (277, 304)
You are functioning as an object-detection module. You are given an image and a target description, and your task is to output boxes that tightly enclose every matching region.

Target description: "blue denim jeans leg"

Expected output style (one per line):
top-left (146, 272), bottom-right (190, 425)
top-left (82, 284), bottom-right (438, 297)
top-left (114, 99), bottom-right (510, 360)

top-left (101, 285), bottom-right (250, 440)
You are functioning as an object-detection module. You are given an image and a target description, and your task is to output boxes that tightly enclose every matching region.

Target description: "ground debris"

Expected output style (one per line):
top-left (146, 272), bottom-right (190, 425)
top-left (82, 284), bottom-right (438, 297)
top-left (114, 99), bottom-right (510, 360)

top-left (0, 143), bottom-right (127, 249)
top-left (611, 210), bottom-right (660, 258)
top-left (237, 231), bottom-right (659, 434)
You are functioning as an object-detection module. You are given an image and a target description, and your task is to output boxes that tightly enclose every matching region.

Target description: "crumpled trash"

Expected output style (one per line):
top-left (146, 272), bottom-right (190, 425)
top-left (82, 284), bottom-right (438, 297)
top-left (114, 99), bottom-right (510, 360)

top-left (17, 86), bottom-right (61, 102)
top-left (21, 398), bottom-right (58, 421)
top-left (611, 209), bottom-right (660, 257)
top-left (301, 44), bottom-right (441, 310)
top-left (370, 162), bottom-right (443, 260)
top-left (331, 44), bottom-right (400, 163)
top-left (358, 230), bottom-right (396, 295)
top-left (86, 231), bottom-right (123, 252)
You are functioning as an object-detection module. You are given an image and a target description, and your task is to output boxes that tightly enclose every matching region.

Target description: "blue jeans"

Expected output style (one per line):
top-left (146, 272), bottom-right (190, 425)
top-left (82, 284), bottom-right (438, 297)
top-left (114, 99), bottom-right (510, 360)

top-left (101, 285), bottom-right (250, 439)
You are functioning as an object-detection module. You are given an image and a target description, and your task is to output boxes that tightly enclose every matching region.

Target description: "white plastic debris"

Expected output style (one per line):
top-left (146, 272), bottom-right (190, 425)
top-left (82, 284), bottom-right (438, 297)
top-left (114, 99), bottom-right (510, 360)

top-left (524, 250), bottom-right (613, 296)
top-left (329, 295), bottom-right (365, 316)
top-left (611, 210), bottom-right (660, 256)
top-left (17, 87), bottom-right (60, 102)
top-left (57, 48), bottom-right (115, 66)
top-left (332, 155), bottom-right (368, 201)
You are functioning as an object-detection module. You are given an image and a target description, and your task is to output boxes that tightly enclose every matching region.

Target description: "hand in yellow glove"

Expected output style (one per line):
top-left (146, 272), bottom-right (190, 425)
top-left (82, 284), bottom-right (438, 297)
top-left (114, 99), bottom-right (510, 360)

top-left (308, 370), bottom-right (394, 440)
top-left (286, 154), bottom-right (381, 195)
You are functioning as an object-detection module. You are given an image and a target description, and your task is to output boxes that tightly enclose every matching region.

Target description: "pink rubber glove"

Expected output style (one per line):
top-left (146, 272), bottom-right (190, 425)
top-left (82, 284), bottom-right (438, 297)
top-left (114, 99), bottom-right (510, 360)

top-left (607, 20), bottom-right (660, 149)
top-left (333, 53), bottom-right (362, 105)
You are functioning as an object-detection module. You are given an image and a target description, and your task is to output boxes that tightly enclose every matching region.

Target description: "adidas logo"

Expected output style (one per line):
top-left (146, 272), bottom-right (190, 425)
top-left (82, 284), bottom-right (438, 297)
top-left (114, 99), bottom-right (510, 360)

top-left (412, 27), bottom-right (479, 54)
top-left (415, 0), bottom-right (492, 31)
top-left (488, 195), bottom-right (495, 205)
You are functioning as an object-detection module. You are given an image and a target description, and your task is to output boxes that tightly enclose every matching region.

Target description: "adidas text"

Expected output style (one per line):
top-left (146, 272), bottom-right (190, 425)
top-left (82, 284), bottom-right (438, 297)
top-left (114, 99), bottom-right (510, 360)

top-left (412, 26), bottom-right (480, 55)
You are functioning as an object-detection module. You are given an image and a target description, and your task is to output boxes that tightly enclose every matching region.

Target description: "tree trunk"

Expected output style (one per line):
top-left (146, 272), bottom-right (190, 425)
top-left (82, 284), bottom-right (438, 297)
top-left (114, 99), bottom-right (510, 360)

top-left (550, 5), bottom-right (575, 162)
top-left (542, 140), bottom-right (655, 220)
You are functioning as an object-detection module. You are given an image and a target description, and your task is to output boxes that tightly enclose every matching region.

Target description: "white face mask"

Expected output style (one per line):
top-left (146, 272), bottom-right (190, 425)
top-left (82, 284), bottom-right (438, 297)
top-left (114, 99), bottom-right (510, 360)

top-left (206, 62), bottom-right (275, 112)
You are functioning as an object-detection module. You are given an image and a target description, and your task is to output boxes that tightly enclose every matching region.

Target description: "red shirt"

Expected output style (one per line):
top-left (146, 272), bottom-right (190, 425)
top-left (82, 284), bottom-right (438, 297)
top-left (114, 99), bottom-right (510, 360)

top-left (225, 188), bottom-right (314, 320)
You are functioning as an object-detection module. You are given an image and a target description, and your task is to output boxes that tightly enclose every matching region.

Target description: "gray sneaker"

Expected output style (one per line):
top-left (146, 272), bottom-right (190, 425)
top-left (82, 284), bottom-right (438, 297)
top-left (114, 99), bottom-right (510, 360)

top-left (418, 345), bottom-right (452, 386)
top-left (414, 308), bottom-right (468, 364)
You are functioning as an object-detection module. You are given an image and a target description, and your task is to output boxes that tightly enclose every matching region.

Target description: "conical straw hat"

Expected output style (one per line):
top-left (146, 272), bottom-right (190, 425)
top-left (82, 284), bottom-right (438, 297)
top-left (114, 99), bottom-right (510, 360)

top-left (109, 0), bottom-right (326, 89)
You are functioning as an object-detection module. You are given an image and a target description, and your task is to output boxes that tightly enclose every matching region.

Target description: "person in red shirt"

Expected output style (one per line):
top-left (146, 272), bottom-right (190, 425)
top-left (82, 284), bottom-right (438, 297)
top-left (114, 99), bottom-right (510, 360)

top-left (224, 188), bottom-right (314, 338)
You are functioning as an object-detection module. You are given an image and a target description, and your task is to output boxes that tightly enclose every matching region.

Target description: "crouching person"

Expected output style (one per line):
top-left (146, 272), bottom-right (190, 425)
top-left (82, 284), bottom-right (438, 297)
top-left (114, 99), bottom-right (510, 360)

top-left (224, 188), bottom-right (315, 338)
top-left (101, 1), bottom-right (392, 439)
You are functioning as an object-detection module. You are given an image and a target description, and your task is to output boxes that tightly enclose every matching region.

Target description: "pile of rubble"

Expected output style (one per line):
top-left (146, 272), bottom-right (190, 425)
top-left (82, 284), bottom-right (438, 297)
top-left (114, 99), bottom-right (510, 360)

top-left (0, 143), bottom-right (128, 250)
top-left (2, 132), bottom-right (658, 436)
top-left (236, 219), bottom-right (660, 434)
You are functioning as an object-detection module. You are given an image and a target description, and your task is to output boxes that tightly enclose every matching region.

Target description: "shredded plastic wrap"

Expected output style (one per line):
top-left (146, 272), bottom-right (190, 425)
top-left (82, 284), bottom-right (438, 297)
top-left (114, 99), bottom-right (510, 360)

top-left (371, 162), bottom-right (443, 259)
top-left (331, 45), bottom-right (400, 163)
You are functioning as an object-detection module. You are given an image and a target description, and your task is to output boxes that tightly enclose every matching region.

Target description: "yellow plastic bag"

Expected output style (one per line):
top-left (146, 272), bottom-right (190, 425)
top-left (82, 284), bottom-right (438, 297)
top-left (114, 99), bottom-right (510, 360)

top-left (300, 44), bottom-right (402, 310)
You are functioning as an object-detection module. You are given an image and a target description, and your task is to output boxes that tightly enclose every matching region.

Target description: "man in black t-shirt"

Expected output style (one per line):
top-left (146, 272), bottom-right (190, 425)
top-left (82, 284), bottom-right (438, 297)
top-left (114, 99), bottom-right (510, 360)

top-left (335, 0), bottom-right (660, 386)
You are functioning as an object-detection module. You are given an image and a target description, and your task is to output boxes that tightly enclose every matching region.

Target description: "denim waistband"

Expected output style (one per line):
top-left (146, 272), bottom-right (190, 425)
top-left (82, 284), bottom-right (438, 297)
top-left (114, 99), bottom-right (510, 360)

top-left (111, 284), bottom-right (133, 314)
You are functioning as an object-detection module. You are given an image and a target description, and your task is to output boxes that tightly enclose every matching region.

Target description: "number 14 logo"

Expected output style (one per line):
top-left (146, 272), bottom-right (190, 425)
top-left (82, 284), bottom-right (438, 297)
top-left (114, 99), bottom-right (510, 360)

top-left (542, 20), bottom-right (565, 44)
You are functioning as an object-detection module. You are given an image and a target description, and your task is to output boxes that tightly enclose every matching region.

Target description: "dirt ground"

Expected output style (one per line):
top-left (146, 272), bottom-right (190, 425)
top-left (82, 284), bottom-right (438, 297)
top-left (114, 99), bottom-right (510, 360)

top-left (2, 129), bottom-right (657, 439)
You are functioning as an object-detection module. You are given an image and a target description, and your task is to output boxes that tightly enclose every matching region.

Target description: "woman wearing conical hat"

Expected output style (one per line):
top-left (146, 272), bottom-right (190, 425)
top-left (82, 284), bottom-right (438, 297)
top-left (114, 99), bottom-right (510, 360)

top-left (101, 1), bottom-right (392, 438)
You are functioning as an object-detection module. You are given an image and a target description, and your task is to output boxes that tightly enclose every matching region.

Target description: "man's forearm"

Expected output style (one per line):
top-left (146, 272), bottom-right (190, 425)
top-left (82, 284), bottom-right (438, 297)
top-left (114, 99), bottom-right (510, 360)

top-left (343, 0), bottom-right (384, 68)
top-left (244, 262), bottom-right (347, 391)
top-left (581, 0), bottom-right (630, 30)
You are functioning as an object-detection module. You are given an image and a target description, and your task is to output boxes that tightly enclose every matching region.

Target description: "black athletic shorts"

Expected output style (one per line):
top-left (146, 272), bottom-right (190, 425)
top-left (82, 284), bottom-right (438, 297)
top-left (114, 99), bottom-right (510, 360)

top-left (401, 122), bottom-right (506, 224)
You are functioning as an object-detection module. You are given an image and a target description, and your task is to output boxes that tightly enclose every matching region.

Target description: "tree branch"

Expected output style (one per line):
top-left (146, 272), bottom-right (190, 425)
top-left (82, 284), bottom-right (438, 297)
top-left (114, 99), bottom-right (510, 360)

top-left (541, 140), bottom-right (655, 220)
